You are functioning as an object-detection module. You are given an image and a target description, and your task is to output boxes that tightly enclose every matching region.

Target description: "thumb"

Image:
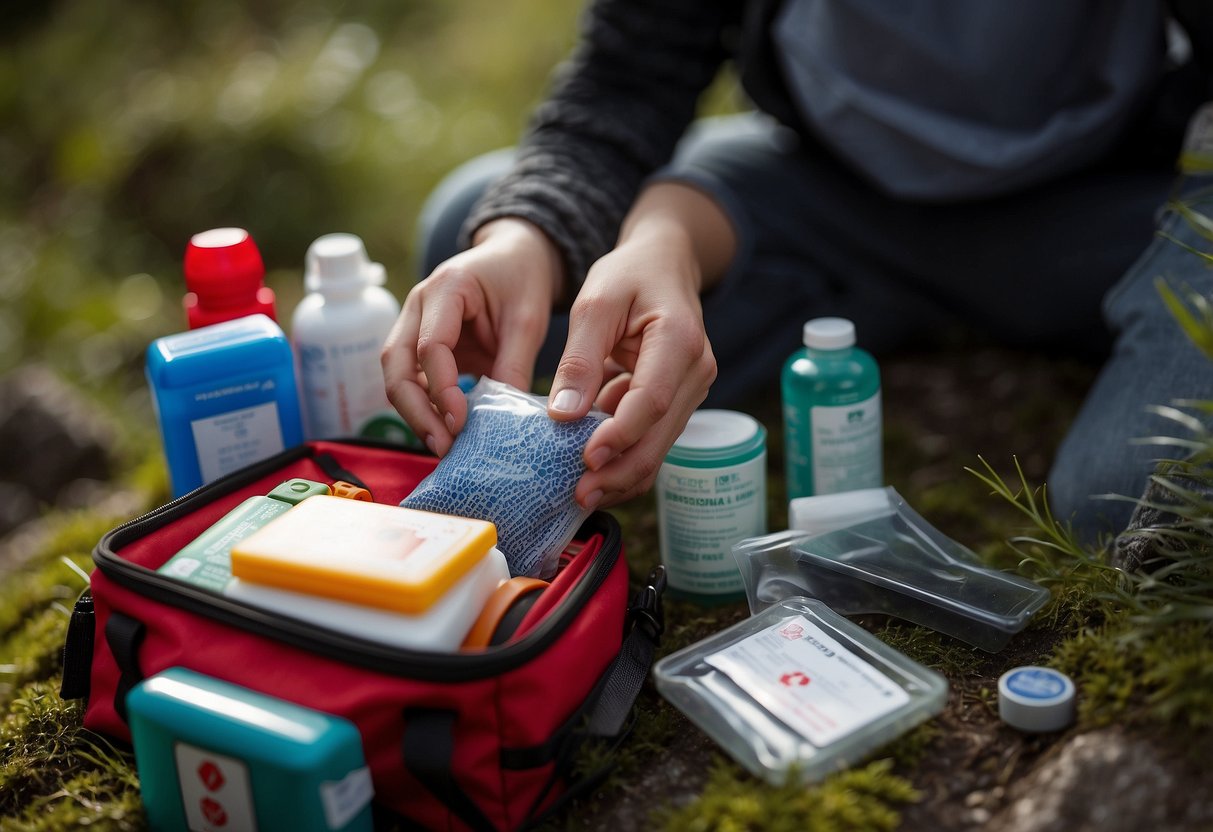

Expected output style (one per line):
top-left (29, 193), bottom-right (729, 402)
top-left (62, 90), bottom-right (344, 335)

top-left (548, 312), bottom-right (612, 421)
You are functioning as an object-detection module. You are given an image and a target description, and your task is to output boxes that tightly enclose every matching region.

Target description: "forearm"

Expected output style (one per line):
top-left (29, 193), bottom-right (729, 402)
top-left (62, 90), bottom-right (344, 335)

top-left (617, 181), bottom-right (737, 292)
top-left (463, 0), bottom-right (739, 290)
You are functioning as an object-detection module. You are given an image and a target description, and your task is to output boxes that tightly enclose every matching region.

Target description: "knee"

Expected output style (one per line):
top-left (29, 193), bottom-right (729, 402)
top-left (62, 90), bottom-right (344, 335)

top-left (1046, 438), bottom-right (1139, 547)
top-left (412, 147), bottom-right (514, 279)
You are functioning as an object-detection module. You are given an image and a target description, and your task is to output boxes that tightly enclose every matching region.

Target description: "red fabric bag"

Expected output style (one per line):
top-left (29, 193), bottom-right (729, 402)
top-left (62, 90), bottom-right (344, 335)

top-left (60, 440), bottom-right (664, 830)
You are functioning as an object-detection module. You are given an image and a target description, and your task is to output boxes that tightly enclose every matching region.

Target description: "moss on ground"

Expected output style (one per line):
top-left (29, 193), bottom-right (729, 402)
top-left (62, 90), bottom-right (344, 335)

top-left (657, 758), bottom-right (919, 832)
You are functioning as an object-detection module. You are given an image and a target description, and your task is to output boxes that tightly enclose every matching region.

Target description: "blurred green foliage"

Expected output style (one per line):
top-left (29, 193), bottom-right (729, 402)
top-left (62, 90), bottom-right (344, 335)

top-left (0, 0), bottom-right (582, 414)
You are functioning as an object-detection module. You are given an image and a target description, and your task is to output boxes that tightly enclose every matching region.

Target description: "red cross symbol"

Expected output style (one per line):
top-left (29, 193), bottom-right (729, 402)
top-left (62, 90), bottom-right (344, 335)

top-left (197, 761), bottom-right (225, 792)
top-left (200, 797), bottom-right (228, 827)
top-left (780, 671), bottom-right (810, 687)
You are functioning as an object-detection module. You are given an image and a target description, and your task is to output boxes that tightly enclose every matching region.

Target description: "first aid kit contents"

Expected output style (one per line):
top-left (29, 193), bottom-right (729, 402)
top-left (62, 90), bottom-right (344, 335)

top-left (146, 314), bottom-right (305, 497)
top-left (127, 667), bottom-right (373, 832)
top-left (401, 378), bottom-right (608, 579)
top-left (654, 597), bottom-right (947, 784)
top-left (227, 495), bottom-right (509, 650)
top-left (231, 496), bottom-right (499, 613)
top-left (158, 478), bottom-right (510, 651)
top-left (744, 487), bottom-right (1050, 652)
top-left (157, 477), bottom-right (333, 593)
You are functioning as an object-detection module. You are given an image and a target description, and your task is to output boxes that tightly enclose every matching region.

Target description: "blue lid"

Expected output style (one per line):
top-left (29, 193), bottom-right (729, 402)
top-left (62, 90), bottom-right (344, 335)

top-left (147, 314), bottom-right (293, 388)
top-left (1003, 667), bottom-right (1070, 701)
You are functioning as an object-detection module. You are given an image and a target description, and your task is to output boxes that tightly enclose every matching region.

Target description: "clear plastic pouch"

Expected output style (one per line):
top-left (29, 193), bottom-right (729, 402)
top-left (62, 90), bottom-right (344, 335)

top-left (653, 597), bottom-right (947, 784)
top-left (736, 487), bottom-right (1050, 652)
top-left (400, 378), bottom-right (607, 579)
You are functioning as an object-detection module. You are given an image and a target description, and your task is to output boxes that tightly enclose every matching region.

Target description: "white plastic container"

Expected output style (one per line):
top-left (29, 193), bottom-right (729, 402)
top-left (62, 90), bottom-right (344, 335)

top-left (291, 234), bottom-right (413, 443)
top-left (225, 547), bottom-right (510, 652)
top-left (656, 409), bottom-right (767, 601)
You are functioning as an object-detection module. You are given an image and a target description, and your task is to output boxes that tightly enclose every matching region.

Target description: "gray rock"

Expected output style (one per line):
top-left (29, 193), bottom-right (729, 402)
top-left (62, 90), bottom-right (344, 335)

top-left (0, 364), bottom-right (119, 536)
top-left (987, 728), bottom-right (1213, 832)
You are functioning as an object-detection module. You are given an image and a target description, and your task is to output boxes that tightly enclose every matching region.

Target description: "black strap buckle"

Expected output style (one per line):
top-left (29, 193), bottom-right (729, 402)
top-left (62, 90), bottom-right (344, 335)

top-left (627, 565), bottom-right (667, 642)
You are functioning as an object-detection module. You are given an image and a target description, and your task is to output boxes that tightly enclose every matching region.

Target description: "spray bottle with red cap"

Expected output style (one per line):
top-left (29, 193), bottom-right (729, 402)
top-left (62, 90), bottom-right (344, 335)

top-left (183, 228), bottom-right (277, 329)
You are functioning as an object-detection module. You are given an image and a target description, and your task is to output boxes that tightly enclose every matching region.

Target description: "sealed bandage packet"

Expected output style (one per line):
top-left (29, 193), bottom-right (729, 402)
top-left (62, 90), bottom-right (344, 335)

top-left (401, 378), bottom-right (608, 579)
top-left (654, 597), bottom-right (947, 784)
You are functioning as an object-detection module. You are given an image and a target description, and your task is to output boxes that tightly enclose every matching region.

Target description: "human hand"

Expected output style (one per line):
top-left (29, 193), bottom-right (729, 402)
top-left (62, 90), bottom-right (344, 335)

top-left (547, 221), bottom-right (720, 510)
top-left (382, 218), bottom-right (564, 456)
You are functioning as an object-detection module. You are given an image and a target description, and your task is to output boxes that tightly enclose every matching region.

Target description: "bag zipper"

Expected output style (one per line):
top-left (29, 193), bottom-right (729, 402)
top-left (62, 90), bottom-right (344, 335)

top-left (93, 442), bottom-right (622, 683)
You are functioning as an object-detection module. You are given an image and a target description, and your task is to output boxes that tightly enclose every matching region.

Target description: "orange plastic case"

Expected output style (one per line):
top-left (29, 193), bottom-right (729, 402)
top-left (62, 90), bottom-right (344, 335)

top-left (230, 496), bottom-right (497, 614)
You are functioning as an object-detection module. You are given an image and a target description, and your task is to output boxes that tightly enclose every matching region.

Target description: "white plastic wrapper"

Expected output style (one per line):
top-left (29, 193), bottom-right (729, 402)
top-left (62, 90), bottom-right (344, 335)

top-left (400, 378), bottom-right (607, 579)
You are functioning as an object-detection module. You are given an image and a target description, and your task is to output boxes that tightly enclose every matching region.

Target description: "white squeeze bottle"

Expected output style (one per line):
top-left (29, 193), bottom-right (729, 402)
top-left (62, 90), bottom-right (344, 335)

top-left (291, 233), bottom-right (413, 442)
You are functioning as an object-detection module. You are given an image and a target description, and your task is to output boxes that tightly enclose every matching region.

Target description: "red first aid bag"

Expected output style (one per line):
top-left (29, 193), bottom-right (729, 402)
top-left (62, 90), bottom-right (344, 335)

top-left (60, 440), bottom-right (664, 830)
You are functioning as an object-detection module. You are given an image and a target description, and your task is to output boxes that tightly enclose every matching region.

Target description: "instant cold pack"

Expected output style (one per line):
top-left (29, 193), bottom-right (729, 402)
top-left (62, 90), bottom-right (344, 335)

top-left (400, 378), bottom-right (607, 578)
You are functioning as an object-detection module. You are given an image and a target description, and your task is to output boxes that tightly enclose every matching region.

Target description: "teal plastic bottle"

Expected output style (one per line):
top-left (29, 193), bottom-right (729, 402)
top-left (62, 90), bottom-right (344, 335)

top-left (781, 317), bottom-right (882, 500)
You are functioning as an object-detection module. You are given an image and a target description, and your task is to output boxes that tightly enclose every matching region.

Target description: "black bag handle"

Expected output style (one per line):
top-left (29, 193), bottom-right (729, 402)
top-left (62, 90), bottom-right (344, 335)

top-left (519, 566), bottom-right (667, 827)
top-left (399, 567), bottom-right (667, 829)
top-left (103, 612), bottom-right (147, 722)
top-left (585, 565), bottom-right (666, 738)
top-left (401, 708), bottom-right (498, 832)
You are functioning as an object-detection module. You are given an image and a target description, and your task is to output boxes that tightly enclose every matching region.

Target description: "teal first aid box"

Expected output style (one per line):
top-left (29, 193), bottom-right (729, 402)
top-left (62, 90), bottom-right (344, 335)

top-left (126, 667), bottom-right (373, 832)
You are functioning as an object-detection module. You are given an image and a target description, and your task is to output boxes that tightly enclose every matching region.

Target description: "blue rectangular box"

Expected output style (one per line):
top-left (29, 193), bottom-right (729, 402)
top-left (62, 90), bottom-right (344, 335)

top-left (146, 314), bottom-right (304, 497)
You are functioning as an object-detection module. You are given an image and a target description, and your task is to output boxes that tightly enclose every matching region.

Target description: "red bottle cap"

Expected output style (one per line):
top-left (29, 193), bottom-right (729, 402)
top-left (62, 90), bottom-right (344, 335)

top-left (183, 228), bottom-right (276, 328)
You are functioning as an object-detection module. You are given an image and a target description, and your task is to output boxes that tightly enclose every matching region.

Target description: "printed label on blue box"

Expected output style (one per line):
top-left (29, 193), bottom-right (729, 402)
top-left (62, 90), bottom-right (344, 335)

top-left (191, 401), bottom-right (284, 484)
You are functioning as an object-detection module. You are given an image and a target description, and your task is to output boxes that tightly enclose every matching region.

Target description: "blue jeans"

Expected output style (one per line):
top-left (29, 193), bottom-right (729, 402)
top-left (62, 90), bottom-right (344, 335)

top-left (416, 113), bottom-right (1213, 542)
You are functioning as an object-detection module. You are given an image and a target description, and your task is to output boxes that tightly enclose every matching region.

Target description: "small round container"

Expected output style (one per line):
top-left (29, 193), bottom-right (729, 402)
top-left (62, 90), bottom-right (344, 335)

top-left (657, 410), bottom-right (767, 602)
top-left (998, 666), bottom-right (1076, 733)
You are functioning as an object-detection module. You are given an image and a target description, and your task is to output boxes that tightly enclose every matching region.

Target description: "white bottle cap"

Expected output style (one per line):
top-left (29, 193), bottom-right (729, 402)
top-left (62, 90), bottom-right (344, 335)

top-left (997, 666), bottom-right (1076, 732)
top-left (803, 317), bottom-right (856, 349)
top-left (305, 233), bottom-right (386, 293)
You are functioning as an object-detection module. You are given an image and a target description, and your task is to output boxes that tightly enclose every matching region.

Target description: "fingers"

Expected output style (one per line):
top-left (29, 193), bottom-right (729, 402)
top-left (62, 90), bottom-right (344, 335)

top-left (382, 297), bottom-right (446, 455)
top-left (490, 304), bottom-right (547, 394)
top-left (383, 228), bottom-right (557, 455)
top-left (383, 264), bottom-right (484, 455)
top-left (418, 294), bottom-right (473, 440)
top-left (576, 318), bottom-right (717, 509)
top-left (547, 295), bottom-right (616, 422)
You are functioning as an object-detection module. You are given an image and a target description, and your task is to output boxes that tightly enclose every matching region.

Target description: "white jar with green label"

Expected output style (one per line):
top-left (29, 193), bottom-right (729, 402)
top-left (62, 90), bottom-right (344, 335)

top-left (657, 410), bottom-right (767, 601)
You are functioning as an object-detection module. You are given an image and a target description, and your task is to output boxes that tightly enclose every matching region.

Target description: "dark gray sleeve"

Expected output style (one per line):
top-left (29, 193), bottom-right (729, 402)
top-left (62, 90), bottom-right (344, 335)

top-left (461, 0), bottom-right (739, 287)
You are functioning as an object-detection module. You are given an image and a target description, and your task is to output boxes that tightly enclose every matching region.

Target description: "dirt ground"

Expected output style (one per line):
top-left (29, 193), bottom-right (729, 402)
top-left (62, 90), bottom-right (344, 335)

top-left (568, 346), bottom-right (1125, 828)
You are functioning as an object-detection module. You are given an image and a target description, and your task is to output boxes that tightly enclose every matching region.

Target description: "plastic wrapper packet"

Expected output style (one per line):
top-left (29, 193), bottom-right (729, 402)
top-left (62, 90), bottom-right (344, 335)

top-left (734, 487), bottom-right (1050, 652)
top-left (401, 378), bottom-right (607, 579)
